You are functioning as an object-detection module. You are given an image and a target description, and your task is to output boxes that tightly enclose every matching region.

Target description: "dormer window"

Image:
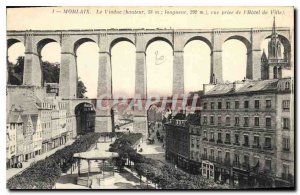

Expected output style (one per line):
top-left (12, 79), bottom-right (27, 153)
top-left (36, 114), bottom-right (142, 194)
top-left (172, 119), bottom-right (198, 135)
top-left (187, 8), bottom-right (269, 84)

top-left (285, 82), bottom-right (290, 90)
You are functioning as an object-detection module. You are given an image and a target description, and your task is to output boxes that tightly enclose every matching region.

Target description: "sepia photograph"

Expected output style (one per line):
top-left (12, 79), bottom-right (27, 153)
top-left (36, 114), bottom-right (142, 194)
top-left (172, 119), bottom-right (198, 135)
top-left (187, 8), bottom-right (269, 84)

top-left (5, 6), bottom-right (294, 190)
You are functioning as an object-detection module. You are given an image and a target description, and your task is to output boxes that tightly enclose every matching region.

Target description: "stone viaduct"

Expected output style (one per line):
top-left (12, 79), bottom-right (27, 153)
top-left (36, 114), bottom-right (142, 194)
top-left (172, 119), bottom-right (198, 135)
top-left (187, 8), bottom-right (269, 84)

top-left (6, 27), bottom-right (293, 134)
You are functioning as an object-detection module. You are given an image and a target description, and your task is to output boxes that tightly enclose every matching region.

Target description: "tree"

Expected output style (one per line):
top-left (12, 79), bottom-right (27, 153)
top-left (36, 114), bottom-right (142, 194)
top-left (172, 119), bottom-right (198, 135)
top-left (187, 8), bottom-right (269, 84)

top-left (42, 61), bottom-right (60, 83)
top-left (8, 56), bottom-right (24, 85)
top-left (8, 57), bottom-right (88, 98)
top-left (77, 78), bottom-right (87, 98)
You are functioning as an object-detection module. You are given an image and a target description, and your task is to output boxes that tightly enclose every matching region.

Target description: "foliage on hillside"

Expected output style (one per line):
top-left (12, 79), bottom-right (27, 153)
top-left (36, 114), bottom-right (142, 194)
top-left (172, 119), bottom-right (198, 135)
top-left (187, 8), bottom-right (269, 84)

top-left (109, 133), bottom-right (228, 189)
top-left (7, 133), bottom-right (101, 189)
top-left (7, 57), bottom-right (87, 98)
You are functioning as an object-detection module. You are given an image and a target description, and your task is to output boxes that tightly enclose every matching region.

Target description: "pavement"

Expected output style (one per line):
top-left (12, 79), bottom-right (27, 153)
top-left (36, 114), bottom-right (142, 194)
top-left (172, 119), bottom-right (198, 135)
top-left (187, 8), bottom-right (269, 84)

top-left (137, 137), bottom-right (166, 162)
top-left (6, 139), bottom-right (75, 181)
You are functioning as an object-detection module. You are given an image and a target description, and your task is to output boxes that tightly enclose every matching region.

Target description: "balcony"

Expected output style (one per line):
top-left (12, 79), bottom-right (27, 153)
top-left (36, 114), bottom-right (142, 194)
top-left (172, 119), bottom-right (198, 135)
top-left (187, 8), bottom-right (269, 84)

top-left (224, 159), bottom-right (231, 166)
top-left (263, 145), bottom-right (272, 150)
top-left (217, 139), bottom-right (223, 144)
top-left (243, 124), bottom-right (249, 127)
top-left (202, 137), bottom-right (208, 141)
top-left (268, 59), bottom-right (288, 63)
top-left (282, 108), bottom-right (290, 112)
top-left (242, 143), bottom-right (250, 147)
top-left (252, 144), bottom-right (261, 149)
top-left (233, 142), bottom-right (240, 146)
top-left (241, 163), bottom-right (250, 170)
top-left (282, 148), bottom-right (290, 152)
top-left (265, 125), bottom-right (272, 129)
top-left (233, 161), bottom-right (241, 168)
top-left (224, 140), bottom-right (231, 145)
top-left (201, 154), bottom-right (208, 160)
top-left (281, 173), bottom-right (293, 181)
top-left (215, 157), bottom-right (222, 164)
top-left (209, 139), bottom-right (215, 143)
top-left (263, 168), bottom-right (272, 173)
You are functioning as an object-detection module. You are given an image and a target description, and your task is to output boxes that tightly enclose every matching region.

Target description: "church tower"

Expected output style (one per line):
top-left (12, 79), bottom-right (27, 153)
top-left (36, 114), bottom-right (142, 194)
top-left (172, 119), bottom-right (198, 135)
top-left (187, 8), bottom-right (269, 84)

top-left (261, 49), bottom-right (268, 80)
top-left (268, 17), bottom-right (282, 60)
top-left (261, 17), bottom-right (289, 80)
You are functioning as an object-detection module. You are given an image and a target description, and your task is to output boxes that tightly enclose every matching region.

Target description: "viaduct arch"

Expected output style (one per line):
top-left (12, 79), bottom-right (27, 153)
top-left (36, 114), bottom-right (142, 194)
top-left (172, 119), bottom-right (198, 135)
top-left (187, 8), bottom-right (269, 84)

top-left (7, 27), bottom-right (293, 135)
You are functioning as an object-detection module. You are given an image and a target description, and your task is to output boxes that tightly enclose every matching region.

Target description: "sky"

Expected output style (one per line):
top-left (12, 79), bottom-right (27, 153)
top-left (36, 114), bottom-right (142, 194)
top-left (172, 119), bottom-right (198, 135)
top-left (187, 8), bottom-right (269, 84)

top-left (7, 7), bottom-right (294, 98)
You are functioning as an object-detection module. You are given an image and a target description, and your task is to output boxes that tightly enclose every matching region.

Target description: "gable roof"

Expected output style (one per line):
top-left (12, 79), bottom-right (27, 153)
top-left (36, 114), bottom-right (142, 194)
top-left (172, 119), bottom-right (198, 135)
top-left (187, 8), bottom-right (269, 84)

top-left (7, 110), bottom-right (23, 124)
top-left (205, 79), bottom-right (279, 96)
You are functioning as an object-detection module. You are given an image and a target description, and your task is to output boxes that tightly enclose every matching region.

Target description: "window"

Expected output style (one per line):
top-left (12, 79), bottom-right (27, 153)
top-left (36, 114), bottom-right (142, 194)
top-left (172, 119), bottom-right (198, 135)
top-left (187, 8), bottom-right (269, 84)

top-left (253, 156), bottom-right (260, 167)
top-left (244, 135), bottom-right (249, 146)
top-left (266, 100), bottom-right (271, 108)
top-left (203, 102), bottom-right (207, 110)
top-left (283, 118), bottom-right (290, 129)
top-left (203, 116), bottom-right (207, 125)
top-left (244, 117), bottom-right (249, 127)
top-left (244, 155), bottom-right (249, 165)
top-left (211, 102), bottom-right (215, 109)
top-left (282, 164), bottom-right (290, 179)
top-left (234, 134), bottom-right (239, 144)
top-left (225, 152), bottom-right (230, 162)
top-left (234, 154), bottom-right (240, 166)
top-left (210, 149), bottom-right (214, 160)
top-left (191, 138), bottom-right (194, 148)
top-left (285, 82), bottom-right (290, 90)
top-left (225, 117), bottom-right (230, 126)
top-left (235, 117), bottom-right (240, 126)
top-left (244, 101), bottom-right (249, 109)
top-left (254, 117), bottom-right (260, 127)
top-left (226, 102), bottom-right (231, 109)
top-left (283, 138), bottom-right (290, 151)
top-left (266, 117), bottom-right (271, 127)
top-left (195, 152), bottom-right (199, 161)
top-left (225, 133), bottom-right (231, 143)
top-left (282, 100), bottom-right (290, 111)
top-left (204, 148), bottom-right (207, 157)
top-left (218, 102), bottom-right (222, 109)
top-left (255, 100), bottom-right (260, 109)
top-left (217, 151), bottom-right (222, 161)
top-left (204, 131), bottom-right (207, 138)
top-left (254, 136), bottom-right (260, 146)
top-left (217, 116), bottom-right (222, 126)
top-left (191, 151), bottom-right (194, 159)
top-left (210, 116), bottom-right (214, 125)
top-left (235, 101), bottom-right (239, 109)
top-left (218, 133), bottom-right (222, 142)
top-left (265, 159), bottom-right (272, 171)
top-left (265, 137), bottom-right (272, 148)
top-left (210, 132), bottom-right (214, 140)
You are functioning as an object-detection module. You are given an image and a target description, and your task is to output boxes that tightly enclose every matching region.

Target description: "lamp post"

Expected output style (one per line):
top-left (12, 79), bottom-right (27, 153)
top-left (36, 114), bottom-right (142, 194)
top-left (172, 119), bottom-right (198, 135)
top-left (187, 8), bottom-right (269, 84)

top-left (95, 140), bottom-right (99, 150)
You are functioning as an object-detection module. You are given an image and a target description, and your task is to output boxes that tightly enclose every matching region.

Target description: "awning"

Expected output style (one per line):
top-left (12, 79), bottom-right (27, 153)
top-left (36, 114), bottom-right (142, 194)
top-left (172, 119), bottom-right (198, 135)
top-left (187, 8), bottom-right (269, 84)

top-left (73, 149), bottom-right (119, 160)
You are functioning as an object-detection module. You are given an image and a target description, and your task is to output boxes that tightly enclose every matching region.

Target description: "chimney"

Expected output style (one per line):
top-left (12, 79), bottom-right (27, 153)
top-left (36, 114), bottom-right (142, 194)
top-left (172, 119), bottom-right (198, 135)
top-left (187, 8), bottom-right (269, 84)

top-left (203, 84), bottom-right (216, 94)
top-left (233, 81), bottom-right (244, 91)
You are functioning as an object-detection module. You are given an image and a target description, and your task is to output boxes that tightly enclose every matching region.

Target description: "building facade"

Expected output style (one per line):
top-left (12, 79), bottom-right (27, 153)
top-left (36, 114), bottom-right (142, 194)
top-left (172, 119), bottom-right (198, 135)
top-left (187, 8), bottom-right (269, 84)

top-left (38, 102), bottom-right (52, 153)
top-left (165, 113), bottom-right (200, 172)
top-left (191, 78), bottom-right (294, 188)
top-left (6, 87), bottom-right (74, 169)
top-left (32, 114), bottom-right (42, 156)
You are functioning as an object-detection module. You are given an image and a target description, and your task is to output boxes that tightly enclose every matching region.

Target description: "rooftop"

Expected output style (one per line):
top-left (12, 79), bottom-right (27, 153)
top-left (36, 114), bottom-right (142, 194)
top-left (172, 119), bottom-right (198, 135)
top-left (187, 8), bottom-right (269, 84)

top-left (203, 79), bottom-right (291, 96)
